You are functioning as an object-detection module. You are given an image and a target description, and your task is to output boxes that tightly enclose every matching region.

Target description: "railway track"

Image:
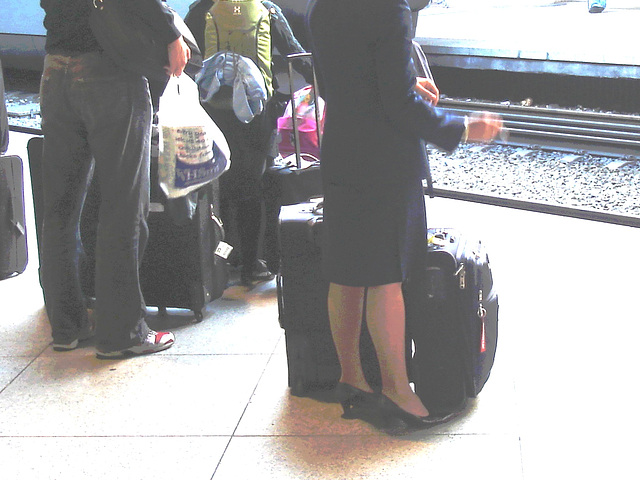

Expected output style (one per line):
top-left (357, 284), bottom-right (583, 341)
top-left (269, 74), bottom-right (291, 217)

top-left (439, 98), bottom-right (640, 160)
top-left (8, 94), bottom-right (640, 160)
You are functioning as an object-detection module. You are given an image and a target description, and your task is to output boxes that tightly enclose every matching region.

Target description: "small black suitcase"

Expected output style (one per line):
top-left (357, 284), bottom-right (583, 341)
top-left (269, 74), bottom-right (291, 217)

top-left (278, 200), bottom-right (381, 395)
top-left (0, 155), bottom-right (28, 279)
top-left (406, 228), bottom-right (499, 415)
top-left (139, 155), bottom-right (228, 321)
top-left (138, 127), bottom-right (229, 320)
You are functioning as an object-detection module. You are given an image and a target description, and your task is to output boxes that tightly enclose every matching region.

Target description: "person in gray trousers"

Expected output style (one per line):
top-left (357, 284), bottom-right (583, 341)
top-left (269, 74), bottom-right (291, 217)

top-left (39, 0), bottom-right (190, 358)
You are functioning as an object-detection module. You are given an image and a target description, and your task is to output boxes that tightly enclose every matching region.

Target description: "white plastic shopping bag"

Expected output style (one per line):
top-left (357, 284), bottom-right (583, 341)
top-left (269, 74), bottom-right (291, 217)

top-left (157, 74), bottom-right (231, 199)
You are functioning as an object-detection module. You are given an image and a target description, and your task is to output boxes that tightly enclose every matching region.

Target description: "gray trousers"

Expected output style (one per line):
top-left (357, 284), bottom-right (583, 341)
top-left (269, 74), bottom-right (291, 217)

top-left (39, 52), bottom-right (151, 351)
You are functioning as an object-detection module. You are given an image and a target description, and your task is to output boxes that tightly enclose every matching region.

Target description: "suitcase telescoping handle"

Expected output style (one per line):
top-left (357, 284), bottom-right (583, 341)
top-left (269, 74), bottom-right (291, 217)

top-left (286, 52), bottom-right (322, 170)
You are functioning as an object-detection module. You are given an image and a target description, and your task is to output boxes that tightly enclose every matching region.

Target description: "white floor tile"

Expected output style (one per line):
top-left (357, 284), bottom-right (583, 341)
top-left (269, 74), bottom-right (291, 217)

top-left (0, 354), bottom-right (269, 437)
top-left (214, 434), bottom-right (524, 480)
top-left (1, 436), bottom-right (229, 480)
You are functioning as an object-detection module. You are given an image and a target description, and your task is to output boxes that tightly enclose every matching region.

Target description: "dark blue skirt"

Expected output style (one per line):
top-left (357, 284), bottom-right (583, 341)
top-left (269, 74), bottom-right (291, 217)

top-left (321, 178), bottom-right (427, 287)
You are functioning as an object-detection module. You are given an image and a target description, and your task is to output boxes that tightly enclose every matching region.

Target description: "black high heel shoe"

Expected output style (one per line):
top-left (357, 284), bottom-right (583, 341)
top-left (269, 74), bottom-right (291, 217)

top-left (377, 394), bottom-right (458, 430)
top-left (335, 383), bottom-right (379, 420)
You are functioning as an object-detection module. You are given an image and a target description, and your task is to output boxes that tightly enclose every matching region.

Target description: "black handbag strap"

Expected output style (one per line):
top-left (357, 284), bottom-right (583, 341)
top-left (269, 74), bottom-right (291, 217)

top-left (411, 41), bottom-right (435, 198)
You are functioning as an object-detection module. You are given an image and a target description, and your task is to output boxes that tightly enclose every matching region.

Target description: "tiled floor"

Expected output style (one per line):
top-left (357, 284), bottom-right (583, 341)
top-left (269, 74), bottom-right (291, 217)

top-left (3, 130), bottom-right (639, 479)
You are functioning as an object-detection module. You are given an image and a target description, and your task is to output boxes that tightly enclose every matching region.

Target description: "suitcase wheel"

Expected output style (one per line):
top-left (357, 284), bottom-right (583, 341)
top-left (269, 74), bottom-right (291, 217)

top-left (193, 310), bottom-right (204, 322)
top-left (289, 376), bottom-right (307, 397)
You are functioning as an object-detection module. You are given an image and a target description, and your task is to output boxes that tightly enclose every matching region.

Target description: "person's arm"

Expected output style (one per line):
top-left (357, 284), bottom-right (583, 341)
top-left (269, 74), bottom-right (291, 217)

top-left (414, 77), bottom-right (439, 105)
top-left (374, 1), bottom-right (500, 151)
top-left (465, 112), bottom-right (503, 142)
top-left (139, 0), bottom-right (190, 76)
top-left (166, 36), bottom-right (191, 77)
top-left (413, 79), bottom-right (502, 141)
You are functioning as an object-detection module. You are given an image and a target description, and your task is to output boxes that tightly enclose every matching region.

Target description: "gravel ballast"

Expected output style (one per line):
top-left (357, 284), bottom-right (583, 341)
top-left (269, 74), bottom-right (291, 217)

top-left (428, 142), bottom-right (640, 218)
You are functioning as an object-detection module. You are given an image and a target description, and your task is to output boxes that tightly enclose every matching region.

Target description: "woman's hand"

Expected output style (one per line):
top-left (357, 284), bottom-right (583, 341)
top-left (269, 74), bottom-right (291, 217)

top-left (466, 112), bottom-right (504, 143)
top-left (414, 76), bottom-right (439, 105)
top-left (166, 36), bottom-right (191, 77)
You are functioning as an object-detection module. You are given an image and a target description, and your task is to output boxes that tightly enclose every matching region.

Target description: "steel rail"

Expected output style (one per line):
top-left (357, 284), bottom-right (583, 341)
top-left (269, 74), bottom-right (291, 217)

top-left (9, 125), bottom-right (42, 135)
top-left (427, 187), bottom-right (640, 228)
top-left (440, 98), bottom-right (640, 158)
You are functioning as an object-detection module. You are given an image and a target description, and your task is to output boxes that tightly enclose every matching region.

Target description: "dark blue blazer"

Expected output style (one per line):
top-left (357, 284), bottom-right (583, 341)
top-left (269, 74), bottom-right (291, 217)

top-left (306, 0), bottom-right (465, 188)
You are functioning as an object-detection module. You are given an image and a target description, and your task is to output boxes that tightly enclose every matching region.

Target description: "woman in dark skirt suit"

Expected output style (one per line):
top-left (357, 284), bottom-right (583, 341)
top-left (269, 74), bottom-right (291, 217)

top-left (306, 0), bottom-right (502, 429)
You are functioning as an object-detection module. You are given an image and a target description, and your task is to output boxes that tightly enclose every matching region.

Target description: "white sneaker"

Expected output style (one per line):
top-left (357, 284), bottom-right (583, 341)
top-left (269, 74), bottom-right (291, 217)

top-left (52, 317), bottom-right (97, 352)
top-left (52, 339), bottom-right (79, 352)
top-left (96, 330), bottom-right (175, 359)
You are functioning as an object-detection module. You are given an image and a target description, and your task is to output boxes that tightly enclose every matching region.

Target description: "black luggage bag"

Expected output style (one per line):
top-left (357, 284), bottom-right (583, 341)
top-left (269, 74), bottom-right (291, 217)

top-left (406, 228), bottom-right (499, 414)
top-left (278, 202), bottom-right (499, 413)
top-left (0, 155), bottom-right (28, 279)
top-left (140, 152), bottom-right (228, 321)
top-left (27, 135), bottom-right (228, 320)
top-left (1, 60), bottom-right (28, 280)
top-left (277, 200), bottom-right (381, 395)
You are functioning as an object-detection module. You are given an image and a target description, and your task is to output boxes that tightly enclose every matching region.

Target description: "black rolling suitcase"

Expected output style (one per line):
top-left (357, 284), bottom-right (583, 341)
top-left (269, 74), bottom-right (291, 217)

top-left (0, 155), bottom-right (28, 279)
top-left (277, 201), bottom-right (333, 394)
top-left (1, 60), bottom-right (28, 280)
top-left (277, 200), bottom-right (381, 395)
top-left (406, 228), bottom-right (499, 414)
top-left (263, 53), bottom-right (323, 273)
top-left (139, 146), bottom-right (229, 321)
top-left (406, 43), bottom-right (498, 414)
top-left (139, 187), bottom-right (227, 321)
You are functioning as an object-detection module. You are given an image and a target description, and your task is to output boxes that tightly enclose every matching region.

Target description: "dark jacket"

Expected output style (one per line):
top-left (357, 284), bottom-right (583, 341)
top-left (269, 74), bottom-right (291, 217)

top-left (41, 0), bottom-right (180, 55)
top-left (307, 0), bottom-right (466, 188)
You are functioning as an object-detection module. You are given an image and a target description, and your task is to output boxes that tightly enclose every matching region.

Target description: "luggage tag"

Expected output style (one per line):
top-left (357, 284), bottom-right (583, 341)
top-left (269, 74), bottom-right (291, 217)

top-left (149, 202), bottom-right (165, 213)
top-left (215, 242), bottom-right (233, 260)
top-left (427, 232), bottom-right (448, 247)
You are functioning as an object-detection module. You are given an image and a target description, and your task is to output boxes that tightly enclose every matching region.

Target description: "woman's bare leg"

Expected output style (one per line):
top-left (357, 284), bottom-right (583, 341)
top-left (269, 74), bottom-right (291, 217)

top-left (327, 282), bottom-right (373, 393)
top-left (365, 282), bottom-right (429, 417)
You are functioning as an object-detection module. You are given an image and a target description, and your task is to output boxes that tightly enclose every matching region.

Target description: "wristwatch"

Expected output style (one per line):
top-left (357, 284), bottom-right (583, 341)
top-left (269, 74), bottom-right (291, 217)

top-left (462, 116), bottom-right (470, 143)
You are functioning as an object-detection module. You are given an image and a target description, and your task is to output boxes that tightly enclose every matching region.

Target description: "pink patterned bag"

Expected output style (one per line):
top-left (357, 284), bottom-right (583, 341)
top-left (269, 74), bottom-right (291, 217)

top-left (276, 85), bottom-right (325, 160)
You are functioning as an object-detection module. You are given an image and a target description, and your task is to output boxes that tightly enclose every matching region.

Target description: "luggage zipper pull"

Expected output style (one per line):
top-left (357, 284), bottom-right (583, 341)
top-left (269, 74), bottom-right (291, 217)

top-left (477, 290), bottom-right (487, 353)
top-left (455, 263), bottom-right (466, 289)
